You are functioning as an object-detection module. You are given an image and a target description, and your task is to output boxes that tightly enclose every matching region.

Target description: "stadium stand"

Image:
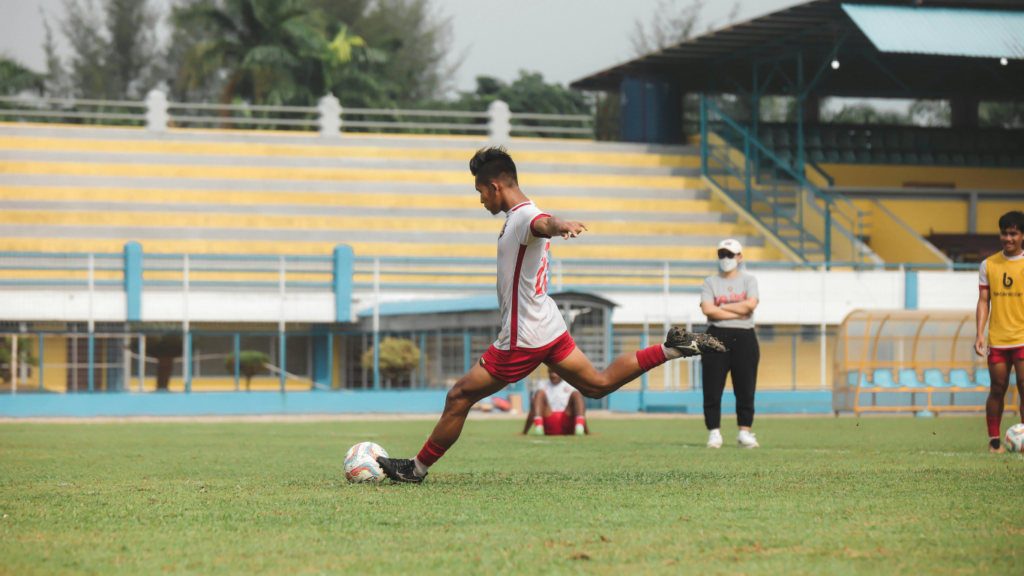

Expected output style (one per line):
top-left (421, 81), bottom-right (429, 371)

top-left (0, 123), bottom-right (779, 271)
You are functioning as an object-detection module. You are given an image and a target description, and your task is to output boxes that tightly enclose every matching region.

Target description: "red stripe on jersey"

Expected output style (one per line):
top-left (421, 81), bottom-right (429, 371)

top-left (980, 285), bottom-right (990, 290)
top-left (530, 213), bottom-right (552, 238)
top-left (510, 201), bottom-right (531, 213)
top-left (510, 244), bottom-right (528, 350)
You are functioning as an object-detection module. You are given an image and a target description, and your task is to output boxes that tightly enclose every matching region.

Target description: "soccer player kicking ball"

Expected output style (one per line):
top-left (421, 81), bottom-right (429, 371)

top-left (377, 147), bottom-right (725, 483)
top-left (975, 210), bottom-right (1024, 453)
top-left (522, 368), bottom-right (588, 436)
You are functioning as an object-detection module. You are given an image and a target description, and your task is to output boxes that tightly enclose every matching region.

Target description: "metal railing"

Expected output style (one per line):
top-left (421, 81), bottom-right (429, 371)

top-left (0, 91), bottom-right (594, 139)
top-left (700, 95), bottom-right (872, 267)
top-left (0, 250), bottom-right (980, 293)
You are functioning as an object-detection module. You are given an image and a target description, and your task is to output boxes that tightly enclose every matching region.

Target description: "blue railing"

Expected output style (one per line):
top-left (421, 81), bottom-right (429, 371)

top-left (700, 95), bottom-right (869, 267)
top-left (0, 247), bottom-right (979, 293)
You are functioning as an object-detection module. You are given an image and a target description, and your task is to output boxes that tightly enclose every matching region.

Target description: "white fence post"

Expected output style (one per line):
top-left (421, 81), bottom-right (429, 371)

top-left (487, 100), bottom-right (511, 143)
top-left (318, 94), bottom-right (342, 137)
top-left (145, 89), bottom-right (168, 133)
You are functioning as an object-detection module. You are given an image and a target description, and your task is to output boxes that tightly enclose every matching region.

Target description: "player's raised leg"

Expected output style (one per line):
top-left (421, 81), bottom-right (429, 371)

top-left (553, 326), bottom-right (725, 399)
top-left (986, 361), bottom-right (1011, 453)
top-left (377, 362), bottom-right (507, 483)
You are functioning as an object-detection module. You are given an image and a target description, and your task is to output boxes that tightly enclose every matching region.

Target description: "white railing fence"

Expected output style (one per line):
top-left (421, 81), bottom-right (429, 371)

top-left (0, 90), bottom-right (593, 141)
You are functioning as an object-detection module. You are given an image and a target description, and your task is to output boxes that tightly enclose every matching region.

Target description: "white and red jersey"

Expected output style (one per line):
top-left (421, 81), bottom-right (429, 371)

top-left (494, 201), bottom-right (567, 351)
top-left (535, 379), bottom-right (578, 412)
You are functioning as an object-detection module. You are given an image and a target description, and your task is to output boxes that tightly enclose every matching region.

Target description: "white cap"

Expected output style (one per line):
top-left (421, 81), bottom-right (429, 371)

top-left (718, 238), bottom-right (742, 255)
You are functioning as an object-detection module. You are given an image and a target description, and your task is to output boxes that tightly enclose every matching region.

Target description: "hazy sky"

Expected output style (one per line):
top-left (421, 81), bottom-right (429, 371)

top-left (0, 0), bottom-right (804, 94)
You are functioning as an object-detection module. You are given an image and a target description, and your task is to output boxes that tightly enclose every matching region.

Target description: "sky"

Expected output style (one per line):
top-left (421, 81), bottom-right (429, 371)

top-left (0, 0), bottom-right (804, 94)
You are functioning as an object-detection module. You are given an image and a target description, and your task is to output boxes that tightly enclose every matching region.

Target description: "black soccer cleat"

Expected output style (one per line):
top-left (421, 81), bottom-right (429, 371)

top-left (665, 326), bottom-right (727, 358)
top-left (376, 457), bottom-right (426, 484)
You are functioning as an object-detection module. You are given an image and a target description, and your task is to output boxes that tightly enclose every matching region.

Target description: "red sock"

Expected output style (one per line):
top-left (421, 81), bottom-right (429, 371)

top-left (987, 415), bottom-right (1002, 438)
top-left (575, 416), bottom-right (585, 426)
top-left (533, 416), bottom-right (543, 427)
top-left (636, 345), bottom-right (668, 372)
top-left (415, 439), bottom-right (448, 467)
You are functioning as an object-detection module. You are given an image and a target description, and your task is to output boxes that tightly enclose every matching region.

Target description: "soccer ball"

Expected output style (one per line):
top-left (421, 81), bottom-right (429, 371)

top-left (344, 442), bottom-right (389, 483)
top-left (1005, 424), bottom-right (1024, 453)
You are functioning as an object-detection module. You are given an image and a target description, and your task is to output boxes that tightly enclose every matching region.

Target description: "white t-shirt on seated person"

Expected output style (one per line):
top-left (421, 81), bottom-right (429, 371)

top-left (534, 379), bottom-right (578, 412)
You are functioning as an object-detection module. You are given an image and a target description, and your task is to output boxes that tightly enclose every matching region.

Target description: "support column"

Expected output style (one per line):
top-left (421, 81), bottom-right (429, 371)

top-left (124, 241), bottom-right (143, 322)
top-left (138, 334), bottom-right (145, 392)
top-left (184, 331), bottom-right (192, 393)
top-left (419, 332), bottom-right (426, 389)
top-left (333, 245), bottom-right (353, 323)
top-left (279, 332), bottom-right (287, 392)
top-left (37, 334), bottom-right (44, 392)
top-left (327, 332), bottom-right (334, 389)
top-left (463, 330), bottom-right (471, 374)
top-left (905, 269), bottom-right (919, 310)
top-left (233, 333), bottom-right (240, 391)
top-left (796, 52), bottom-right (805, 177)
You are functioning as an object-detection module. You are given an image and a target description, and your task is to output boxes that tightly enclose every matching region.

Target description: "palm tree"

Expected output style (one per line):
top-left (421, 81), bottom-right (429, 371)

top-left (173, 0), bottom-right (377, 106)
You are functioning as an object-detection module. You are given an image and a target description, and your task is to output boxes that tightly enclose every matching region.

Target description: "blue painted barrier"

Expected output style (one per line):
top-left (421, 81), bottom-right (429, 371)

top-left (1, 390), bottom-right (835, 418)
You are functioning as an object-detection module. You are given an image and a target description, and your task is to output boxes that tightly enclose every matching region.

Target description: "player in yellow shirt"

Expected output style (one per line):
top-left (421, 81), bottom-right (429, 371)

top-left (975, 210), bottom-right (1024, 453)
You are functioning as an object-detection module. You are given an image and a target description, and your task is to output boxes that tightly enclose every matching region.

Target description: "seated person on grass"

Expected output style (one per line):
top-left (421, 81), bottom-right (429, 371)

top-left (522, 368), bottom-right (589, 436)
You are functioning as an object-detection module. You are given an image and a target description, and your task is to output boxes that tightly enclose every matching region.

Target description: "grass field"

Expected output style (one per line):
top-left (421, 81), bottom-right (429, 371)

top-left (1, 415), bottom-right (1023, 575)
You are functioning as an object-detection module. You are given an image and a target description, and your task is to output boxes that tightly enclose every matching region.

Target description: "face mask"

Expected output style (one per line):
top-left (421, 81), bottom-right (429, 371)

top-left (719, 258), bottom-right (738, 273)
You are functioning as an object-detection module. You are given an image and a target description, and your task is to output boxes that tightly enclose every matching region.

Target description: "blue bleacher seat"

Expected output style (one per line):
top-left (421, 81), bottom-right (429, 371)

top-left (899, 369), bottom-right (925, 388)
top-left (848, 371), bottom-right (870, 387)
top-left (923, 369), bottom-right (950, 388)
top-left (949, 369), bottom-right (972, 387)
top-left (873, 369), bottom-right (898, 388)
top-left (903, 151), bottom-right (918, 165)
top-left (975, 370), bottom-right (991, 387)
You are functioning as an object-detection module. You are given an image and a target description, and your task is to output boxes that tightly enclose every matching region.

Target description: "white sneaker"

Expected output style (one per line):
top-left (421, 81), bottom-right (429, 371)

top-left (737, 430), bottom-right (760, 448)
top-left (533, 424), bottom-right (546, 436)
top-left (707, 429), bottom-right (723, 448)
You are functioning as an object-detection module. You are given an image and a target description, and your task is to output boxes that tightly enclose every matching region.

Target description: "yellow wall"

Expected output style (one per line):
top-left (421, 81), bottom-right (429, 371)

top-left (820, 164), bottom-right (1024, 190)
top-left (875, 199), bottom-right (1022, 236)
top-left (865, 201), bottom-right (947, 264)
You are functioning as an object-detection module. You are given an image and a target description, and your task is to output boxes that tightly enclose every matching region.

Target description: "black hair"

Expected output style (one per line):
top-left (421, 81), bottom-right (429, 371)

top-left (469, 146), bottom-right (517, 185)
top-left (999, 211), bottom-right (1024, 233)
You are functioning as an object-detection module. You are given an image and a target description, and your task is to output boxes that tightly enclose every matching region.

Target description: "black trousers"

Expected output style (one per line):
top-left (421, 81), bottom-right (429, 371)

top-left (700, 327), bottom-right (760, 430)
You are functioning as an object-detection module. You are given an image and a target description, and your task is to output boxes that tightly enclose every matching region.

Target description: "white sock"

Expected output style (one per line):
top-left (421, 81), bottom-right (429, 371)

top-left (662, 344), bottom-right (683, 360)
top-left (412, 457), bottom-right (429, 478)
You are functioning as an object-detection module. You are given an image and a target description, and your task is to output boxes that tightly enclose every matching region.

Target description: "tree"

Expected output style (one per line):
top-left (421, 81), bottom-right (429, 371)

top-left (0, 57), bottom-right (46, 96)
top-left (629, 0), bottom-right (740, 57)
top-left (172, 0), bottom-right (382, 107)
top-left (144, 335), bottom-right (183, 391)
top-left (223, 350), bottom-right (270, 390)
top-left (0, 336), bottom-right (39, 386)
top-left (305, 0), bottom-right (456, 105)
top-left (442, 72), bottom-right (592, 136)
top-left (49, 0), bottom-right (161, 99)
top-left (361, 337), bottom-right (420, 387)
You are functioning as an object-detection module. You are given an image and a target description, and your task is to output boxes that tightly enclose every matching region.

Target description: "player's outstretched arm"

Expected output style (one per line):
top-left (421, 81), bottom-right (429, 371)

top-left (534, 215), bottom-right (588, 240)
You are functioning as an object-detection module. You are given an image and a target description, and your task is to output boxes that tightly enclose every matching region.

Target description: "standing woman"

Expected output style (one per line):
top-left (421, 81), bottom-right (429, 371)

top-left (700, 239), bottom-right (761, 448)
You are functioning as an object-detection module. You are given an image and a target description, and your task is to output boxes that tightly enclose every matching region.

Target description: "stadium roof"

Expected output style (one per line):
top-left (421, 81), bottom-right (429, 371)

top-left (570, 0), bottom-right (1024, 99)
top-left (842, 4), bottom-right (1024, 59)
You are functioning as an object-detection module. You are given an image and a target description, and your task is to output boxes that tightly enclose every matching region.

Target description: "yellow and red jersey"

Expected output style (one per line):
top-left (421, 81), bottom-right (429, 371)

top-left (980, 252), bottom-right (1024, 347)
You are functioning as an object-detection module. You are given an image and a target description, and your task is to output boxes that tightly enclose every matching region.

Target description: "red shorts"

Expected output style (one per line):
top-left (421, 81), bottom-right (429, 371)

top-left (543, 411), bottom-right (575, 436)
top-left (988, 345), bottom-right (1024, 364)
top-left (479, 331), bottom-right (576, 383)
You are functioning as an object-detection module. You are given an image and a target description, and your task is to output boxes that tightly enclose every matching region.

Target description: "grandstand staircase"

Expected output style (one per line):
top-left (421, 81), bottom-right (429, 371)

top-left (0, 123), bottom-right (787, 290)
top-left (701, 99), bottom-right (880, 266)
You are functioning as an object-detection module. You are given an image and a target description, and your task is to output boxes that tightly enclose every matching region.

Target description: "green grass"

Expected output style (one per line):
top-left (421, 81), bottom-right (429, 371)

top-left (1, 416), bottom-right (1023, 575)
